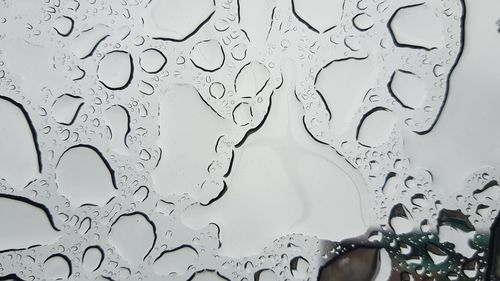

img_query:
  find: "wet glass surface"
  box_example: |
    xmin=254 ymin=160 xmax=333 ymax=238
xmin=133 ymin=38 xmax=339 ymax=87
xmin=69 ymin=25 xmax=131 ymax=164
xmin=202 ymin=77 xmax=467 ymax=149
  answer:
xmin=0 ymin=0 xmax=499 ymax=280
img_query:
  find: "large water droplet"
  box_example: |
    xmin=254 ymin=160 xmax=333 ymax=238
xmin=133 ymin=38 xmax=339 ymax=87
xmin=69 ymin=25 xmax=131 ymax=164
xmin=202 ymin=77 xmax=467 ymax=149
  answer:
xmin=153 ymin=245 xmax=198 ymax=276
xmin=0 ymin=195 xmax=60 ymax=251
xmin=51 ymin=94 xmax=84 ymax=125
xmin=139 ymin=48 xmax=166 ymax=74
xmin=292 ymin=0 xmax=344 ymax=33
xmin=357 ymin=108 xmax=397 ymax=147
xmin=144 ymin=0 xmax=215 ymax=41
xmin=72 ymin=24 xmax=110 ymax=59
xmin=389 ymin=3 xmax=444 ymax=50
xmin=190 ymin=40 xmax=224 ymax=72
xmin=108 ymin=212 xmax=156 ymax=264
xmin=43 ymin=254 xmax=72 ymax=280
xmin=97 ymin=51 xmax=133 ymax=90
xmin=82 ymin=246 xmax=104 ymax=272
xmin=0 ymin=97 xmax=40 ymax=188
xmin=56 ymin=145 xmax=116 ymax=207
xmin=389 ymin=70 xmax=427 ymax=109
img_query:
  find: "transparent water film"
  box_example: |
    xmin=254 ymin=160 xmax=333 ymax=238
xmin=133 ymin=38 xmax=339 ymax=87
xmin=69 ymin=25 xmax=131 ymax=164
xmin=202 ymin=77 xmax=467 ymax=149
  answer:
xmin=0 ymin=0 xmax=499 ymax=280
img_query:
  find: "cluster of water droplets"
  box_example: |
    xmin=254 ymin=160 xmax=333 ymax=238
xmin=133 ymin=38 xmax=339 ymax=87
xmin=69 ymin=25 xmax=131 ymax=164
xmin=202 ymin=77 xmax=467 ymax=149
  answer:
xmin=0 ymin=0 xmax=498 ymax=280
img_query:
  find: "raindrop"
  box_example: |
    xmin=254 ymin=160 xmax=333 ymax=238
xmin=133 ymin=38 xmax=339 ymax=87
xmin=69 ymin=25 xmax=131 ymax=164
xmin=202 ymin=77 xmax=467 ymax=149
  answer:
xmin=232 ymin=102 xmax=253 ymax=126
xmin=426 ymin=243 xmax=447 ymax=264
xmin=190 ymin=40 xmax=225 ymax=72
xmin=153 ymin=245 xmax=198 ymax=276
xmin=231 ymin=44 xmax=247 ymax=61
xmin=108 ymin=212 xmax=156 ymax=264
xmin=290 ymin=256 xmax=309 ymax=279
xmin=352 ymin=13 xmax=374 ymax=31
xmin=51 ymin=94 xmax=84 ymax=125
xmin=473 ymin=180 xmax=500 ymax=201
xmin=155 ymin=200 xmax=175 ymax=215
xmin=209 ymin=82 xmax=225 ymax=99
xmin=235 ymin=61 xmax=270 ymax=98
xmin=56 ymin=145 xmax=117 ymax=207
xmin=52 ymin=16 xmax=74 ymax=36
xmin=43 ymin=254 xmax=72 ymax=280
xmin=139 ymin=48 xmax=166 ymax=74
xmin=144 ymin=0 xmax=215 ymax=41
xmin=72 ymin=24 xmax=110 ymax=59
xmin=357 ymin=108 xmax=397 ymax=147
xmin=254 ymin=269 xmax=276 ymax=281
xmin=389 ymin=204 xmax=414 ymax=234
xmin=0 ymin=97 xmax=41 ymax=188
xmin=139 ymin=80 xmax=155 ymax=95
xmin=292 ymin=0 xmax=343 ymax=33
xmin=389 ymin=3 xmax=444 ymax=50
xmin=82 ymin=246 xmax=104 ymax=272
xmin=97 ymin=51 xmax=133 ymax=90
xmin=133 ymin=186 xmax=149 ymax=202
xmin=188 ymin=270 xmax=229 ymax=281
xmin=389 ymin=70 xmax=427 ymax=109
xmin=103 ymin=105 xmax=130 ymax=154
xmin=0 ymin=195 xmax=60 ymax=251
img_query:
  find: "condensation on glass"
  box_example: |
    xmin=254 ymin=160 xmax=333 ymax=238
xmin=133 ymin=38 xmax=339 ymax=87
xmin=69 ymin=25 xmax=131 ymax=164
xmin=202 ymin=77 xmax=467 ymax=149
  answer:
xmin=0 ymin=0 xmax=499 ymax=280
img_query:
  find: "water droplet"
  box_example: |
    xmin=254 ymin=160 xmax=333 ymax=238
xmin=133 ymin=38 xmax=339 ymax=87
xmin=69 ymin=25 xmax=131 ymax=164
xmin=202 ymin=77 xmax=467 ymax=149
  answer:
xmin=0 ymin=195 xmax=60 ymax=251
xmin=144 ymin=0 xmax=215 ymax=41
xmin=139 ymin=48 xmax=167 ymax=74
xmin=52 ymin=94 xmax=84 ymax=125
xmin=82 ymin=246 xmax=104 ymax=272
xmin=108 ymin=212 xmax=156 ymax=264
xmin=56 ymin=145 xmax=117 ymax=207
xmin=190 ymin=40 xmax=225 ymax=72
xmin=52 ymin=16 xmax=74 ymax=37
xmin=153 ymin=245 xmax=198 ymax=276
xmin=357 ymin=108 xmax=397 ymax=147
xmin=43 ymin=254 xmax=72 ymax=280
xmin=72 ymin=24 xmax=110 ymax=59
xmin=0 ymin=97 xmax=40 ymax=188
xmin=97 ymin=50 xmax=133 ymax=90
xmin=389 ymin=3 xmax=444 ymax=50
